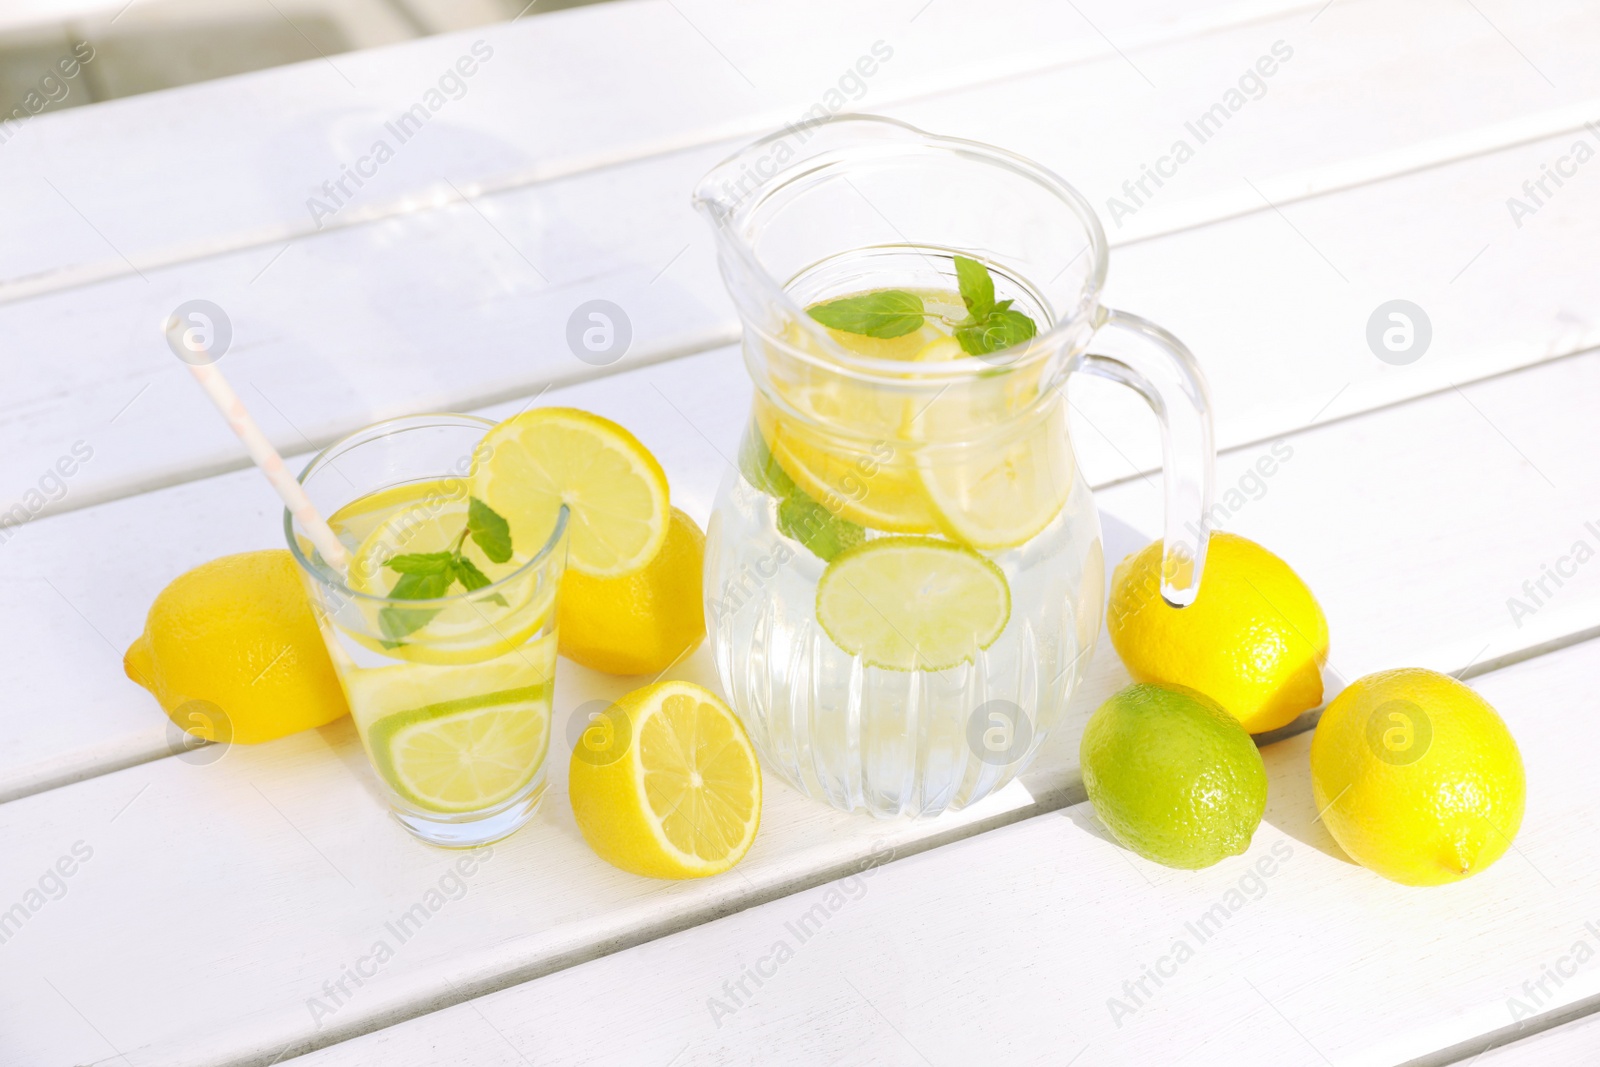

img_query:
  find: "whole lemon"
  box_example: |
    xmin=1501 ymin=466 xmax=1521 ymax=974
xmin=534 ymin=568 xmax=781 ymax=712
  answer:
xmin=1310 ymin=668 xmax=1524 ymax=886
xmin=1108 ymin=533 xmax=1328 ymax=734
xmin=1081 ymin=683 xmax=1267 ymax=869
xmin=124 ymin=550 xmax=349 ymax=744
xmin=558 ymin=508 xmax=706 ymax=675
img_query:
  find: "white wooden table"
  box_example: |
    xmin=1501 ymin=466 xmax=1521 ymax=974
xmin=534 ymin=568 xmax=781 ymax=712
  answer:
xmin=3 ymin=2 xmax=1598 ymax=1063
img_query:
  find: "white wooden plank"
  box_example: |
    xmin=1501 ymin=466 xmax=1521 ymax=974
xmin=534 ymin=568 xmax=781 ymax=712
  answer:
xmin=2 ymin=0 xmax=1597 ymax=521
xmin=1473 ymin=1008 xmax=1600 ymax=1065
xmin=283 ymin=636 xmax=1600 ymax=1067
xmin=1 ymin=348 xmax=1596 ymax=1065
xmin=0 ymin=0 xmax=1283 ymax=295
xmin=4 ymin=123 xmax=1596 ymax=532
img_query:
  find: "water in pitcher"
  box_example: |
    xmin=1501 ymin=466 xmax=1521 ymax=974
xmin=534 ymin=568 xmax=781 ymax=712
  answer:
xmin=696 ymin=116 xmax=1214 ymax=820
xmin=706 ymin=249 xmax=1104 ymax=818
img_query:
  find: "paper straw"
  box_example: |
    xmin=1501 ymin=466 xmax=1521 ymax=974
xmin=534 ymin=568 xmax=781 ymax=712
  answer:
xmin=165 ymin=318 xmax=350 ymax=571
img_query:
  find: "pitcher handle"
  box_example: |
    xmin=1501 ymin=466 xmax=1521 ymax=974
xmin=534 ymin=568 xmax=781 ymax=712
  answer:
xmin=1075 ymin=307 xmax=1215 ymax=607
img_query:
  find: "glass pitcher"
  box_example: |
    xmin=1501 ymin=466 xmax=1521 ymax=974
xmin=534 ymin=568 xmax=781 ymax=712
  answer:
xmin=692 ymin=116 xmax=1214 ymax=819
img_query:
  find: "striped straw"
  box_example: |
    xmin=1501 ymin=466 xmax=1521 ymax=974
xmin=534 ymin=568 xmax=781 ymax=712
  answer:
xmin=164 ymin=317 xmax=350 ymax=571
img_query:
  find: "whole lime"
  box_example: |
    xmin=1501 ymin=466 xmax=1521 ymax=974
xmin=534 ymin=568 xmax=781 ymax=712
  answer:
xmin=1080 ymin=683 xmax=1268 ymax=869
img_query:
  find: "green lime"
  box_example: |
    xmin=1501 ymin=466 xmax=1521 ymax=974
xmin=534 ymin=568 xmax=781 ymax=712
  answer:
xmin=367 ymin=683 xmax=551 ymax=813
xmin=1080 ymin=683 xmax=1267 ymax=869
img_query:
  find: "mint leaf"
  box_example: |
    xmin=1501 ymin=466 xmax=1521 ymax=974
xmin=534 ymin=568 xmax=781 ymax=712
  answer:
xmin=379 ymin=569 xmax=451 ymax=641
xmin=956 ymin=308 xmax=1038 ymax=356
xmin=953 ymin=255 xmax=995 ymax=320
xmin=738 ymin=426 xmax=796 ymax=499
xmin=778 ymin=490 xmax=866 ymax=562
xmin=452 ymin=556 xmax=492 ymax=591
xmin=808 ymin=290 xmax=926 ymax=338
xmin=386 ymin=569 xmax=452 ymax=601
xmin=384 ymin=552 xmax=455 ymax=575
xmin=985 ymin=308 xmax=1038 ymax=349
xmin=452 ymin=556 xmax=509 ymax=607
xmin=467 ymin=497 xmax=513 ymax=564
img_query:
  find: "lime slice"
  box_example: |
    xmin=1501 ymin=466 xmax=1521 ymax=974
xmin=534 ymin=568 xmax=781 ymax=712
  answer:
xmin=367 ymin=683 xmax=552 ymax=813
xmin=470 ymin=408 xmax=669 ymax=579
xmin=815 ymin=536 xmax=1010 ymax=671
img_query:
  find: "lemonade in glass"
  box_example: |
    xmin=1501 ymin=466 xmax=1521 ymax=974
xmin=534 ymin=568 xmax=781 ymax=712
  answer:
xmin=287 ymin=415 xmax=567 ymax=847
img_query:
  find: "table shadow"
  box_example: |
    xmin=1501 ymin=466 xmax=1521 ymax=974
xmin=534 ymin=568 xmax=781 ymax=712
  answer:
xmin=1259 ymin=735 xmax=1355 ymax=866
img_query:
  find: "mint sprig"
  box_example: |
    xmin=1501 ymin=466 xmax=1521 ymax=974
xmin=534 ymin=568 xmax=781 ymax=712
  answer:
xmin=951 ymin=255 xmax=1038 ymax=357
xmin=378 ymin=496 xmax=513 ymax=642
xmin=804 ymin=256 xmax=1038 ymax=357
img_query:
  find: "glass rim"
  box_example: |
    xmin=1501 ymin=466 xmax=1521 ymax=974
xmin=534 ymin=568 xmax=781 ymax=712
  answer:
xmin=692 ymin=113 xmax=1110 ymax=383
xmin=283 ymin=412 xmax=571 ymax=606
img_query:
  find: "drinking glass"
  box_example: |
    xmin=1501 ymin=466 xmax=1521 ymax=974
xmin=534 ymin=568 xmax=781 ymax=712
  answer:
xmin=287 ymin=414 xmax=568 ymax=847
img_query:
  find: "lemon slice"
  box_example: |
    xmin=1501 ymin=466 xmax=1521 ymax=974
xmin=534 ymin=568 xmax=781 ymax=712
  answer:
xmin=755 ymin=397 xmax=939 ymax=535
xmin=918 ymin=405 xmax=1074 ymax=550
xmin=470 ymin=408 xmax=669 ymax=579
xmin=816 ymin=536 xmax=1010 ymax=671
xmin=336 ymin=486 xmax=555 ymax=666
xmin=325 ymin=478 xmax=469 ymax=549
xmin=900 ymin=340 xmax=1073 ymax=550
xmin=338 ymin=632 xmax=557 ymax=729
xmin=568 ymin=681 xmax=761 ymax=879
xmin=912 ymin=336 xmax=966 ymax=363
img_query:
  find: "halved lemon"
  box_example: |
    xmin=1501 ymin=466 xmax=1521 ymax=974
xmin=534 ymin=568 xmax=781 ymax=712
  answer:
xmin=469 ymin=408 xmax=669 ymax=579
xmin=366 ymin=682 xmax=552 ymax=814
xmin=568 ymin=680 xmax=761 ymax=879
xmin=816 ymin=536 xmax=1010 ymax=671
